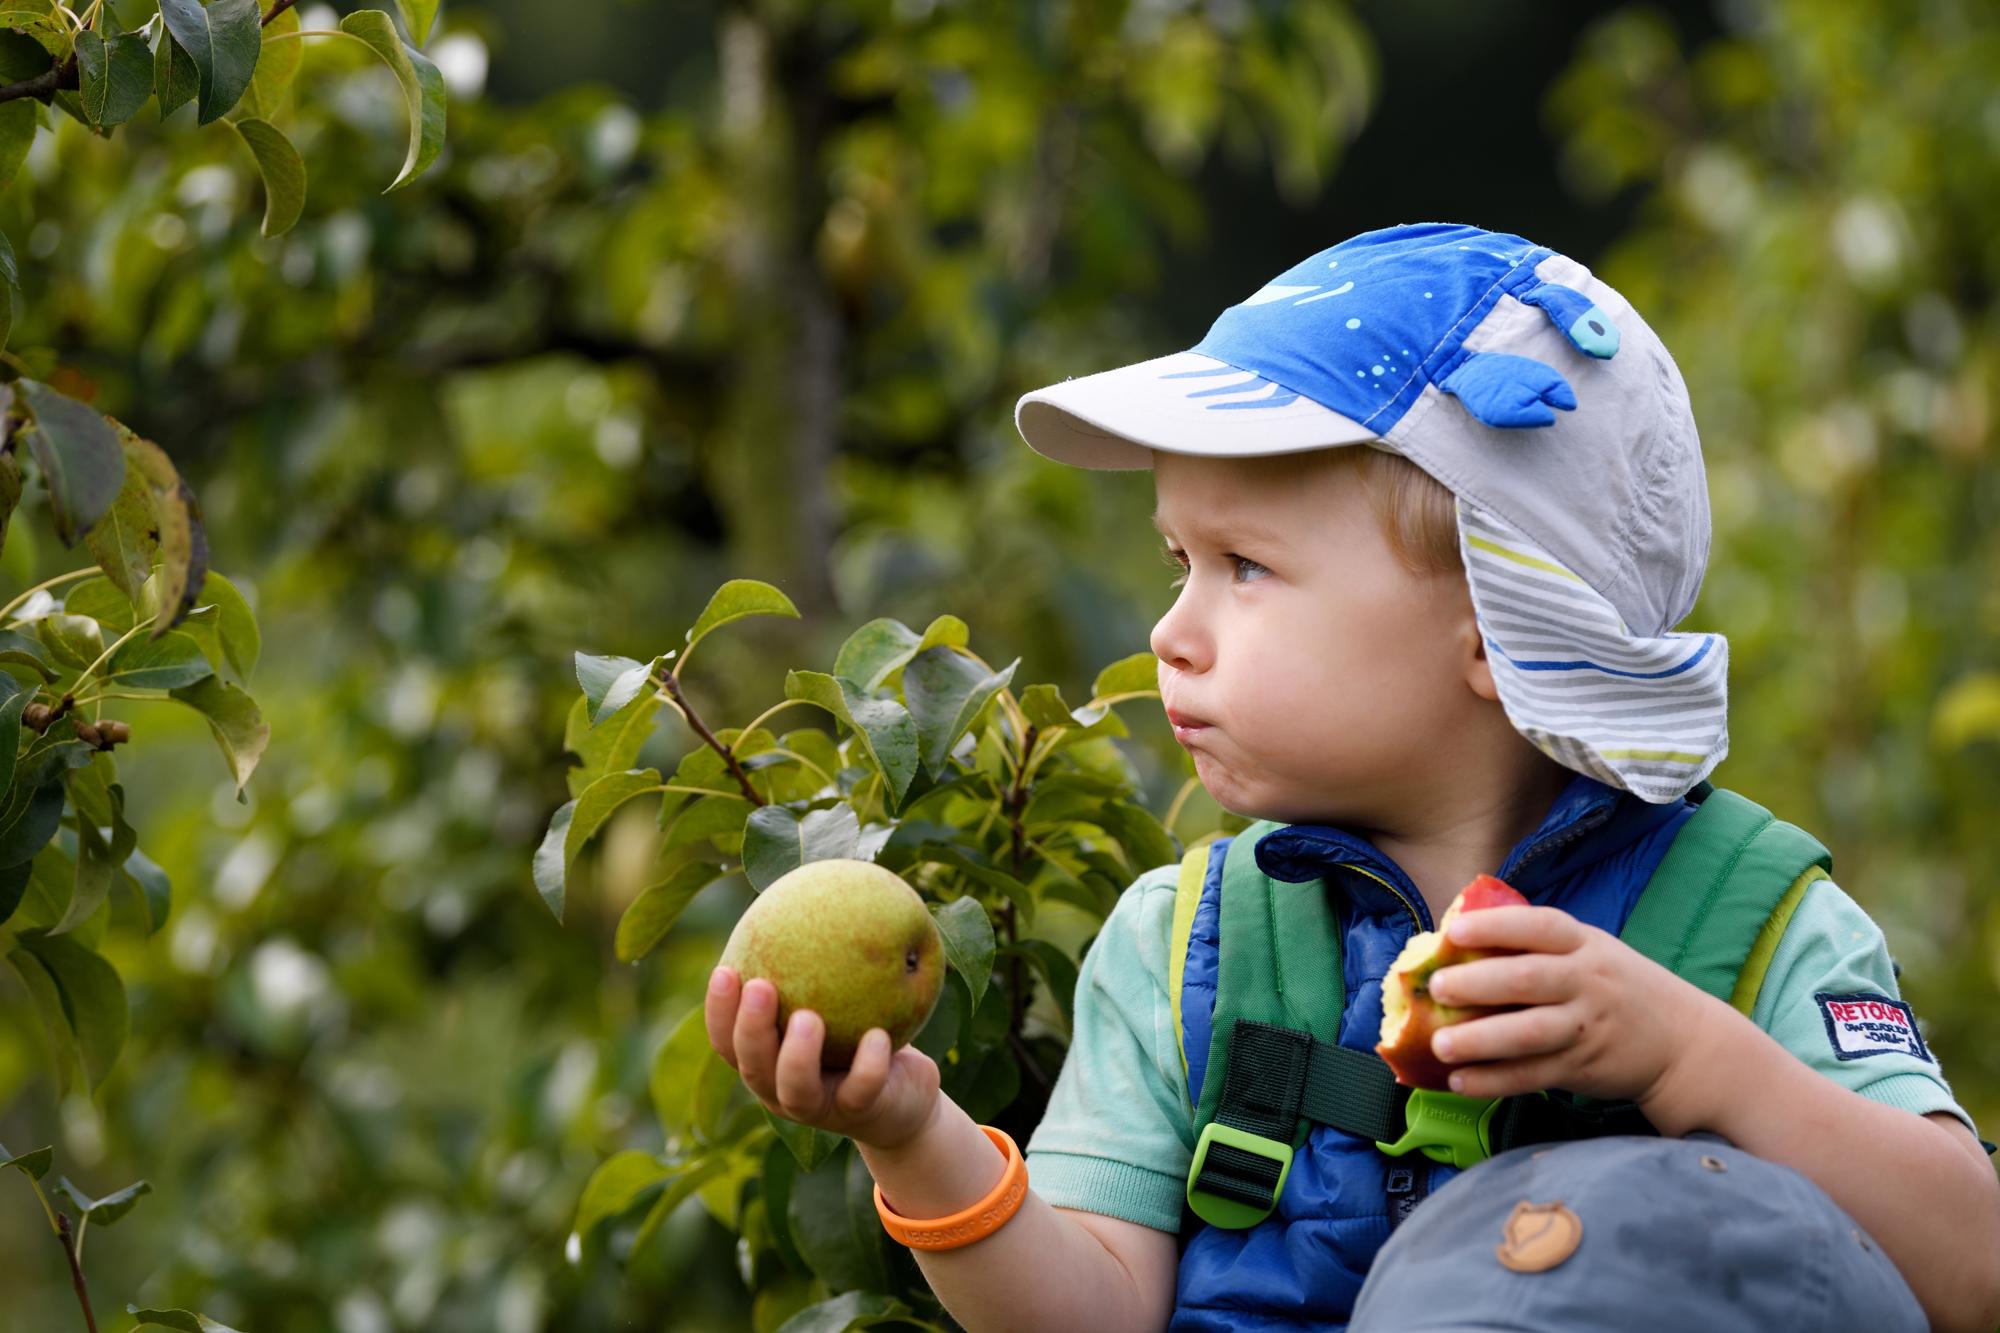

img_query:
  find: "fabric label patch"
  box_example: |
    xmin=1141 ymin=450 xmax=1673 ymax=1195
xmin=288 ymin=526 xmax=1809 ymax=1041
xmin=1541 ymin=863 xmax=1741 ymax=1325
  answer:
xmin=1815 ymin=992 xmax=1933 ymax=1064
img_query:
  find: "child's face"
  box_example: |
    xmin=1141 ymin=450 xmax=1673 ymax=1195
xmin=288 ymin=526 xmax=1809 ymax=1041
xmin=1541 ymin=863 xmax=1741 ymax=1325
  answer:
xmin=1150 ymin=449 xmax=1490 ymax=828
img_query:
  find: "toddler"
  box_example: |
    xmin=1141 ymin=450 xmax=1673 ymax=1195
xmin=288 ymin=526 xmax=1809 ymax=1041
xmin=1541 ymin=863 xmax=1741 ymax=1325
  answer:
xmin=707 ymin=223 xmax=2000 ymax=1332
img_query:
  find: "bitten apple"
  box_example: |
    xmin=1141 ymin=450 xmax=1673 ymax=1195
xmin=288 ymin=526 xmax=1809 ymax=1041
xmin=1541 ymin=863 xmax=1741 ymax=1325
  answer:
xmin=1375 ymin=874 xmax=1532 ymax=1090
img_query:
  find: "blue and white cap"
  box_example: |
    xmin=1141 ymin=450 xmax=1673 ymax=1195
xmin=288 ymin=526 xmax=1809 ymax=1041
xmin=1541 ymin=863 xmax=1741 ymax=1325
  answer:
xmin=1015 ymin=222 xmax=1726 ymax=804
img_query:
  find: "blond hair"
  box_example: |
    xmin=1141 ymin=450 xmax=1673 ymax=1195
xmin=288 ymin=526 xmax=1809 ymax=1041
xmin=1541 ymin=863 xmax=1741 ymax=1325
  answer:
xmin=1321 ymin=445 xmax=1464 ymax=579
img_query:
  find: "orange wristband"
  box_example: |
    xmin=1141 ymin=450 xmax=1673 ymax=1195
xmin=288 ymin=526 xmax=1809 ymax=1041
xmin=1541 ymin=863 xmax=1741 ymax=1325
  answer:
xmin=874 ymin=1124 xmax=1028 ymax=1251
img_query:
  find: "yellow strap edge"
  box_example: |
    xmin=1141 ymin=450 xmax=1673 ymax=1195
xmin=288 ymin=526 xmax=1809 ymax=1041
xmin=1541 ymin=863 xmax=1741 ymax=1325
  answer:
xmin=1729 ymin=864 xmax=1830 ymax=1016
xmin=1168 ymin=839 xmax=1215 ymax=1085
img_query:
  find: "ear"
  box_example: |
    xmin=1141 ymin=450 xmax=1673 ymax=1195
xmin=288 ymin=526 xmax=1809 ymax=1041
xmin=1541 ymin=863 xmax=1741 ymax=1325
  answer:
xmin=1465 ymin=620 xmax=1502 ymax=704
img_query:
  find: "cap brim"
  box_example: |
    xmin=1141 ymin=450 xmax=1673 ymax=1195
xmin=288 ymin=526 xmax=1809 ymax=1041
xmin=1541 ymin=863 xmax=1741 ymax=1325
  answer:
xmin=1015 ymin=351 xmax=1380 ymax=470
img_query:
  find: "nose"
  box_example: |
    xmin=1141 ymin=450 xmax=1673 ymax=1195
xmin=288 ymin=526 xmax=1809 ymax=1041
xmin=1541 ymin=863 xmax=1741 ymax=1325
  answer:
xmin=1150 ymin=585 xmax=1211 ymax=676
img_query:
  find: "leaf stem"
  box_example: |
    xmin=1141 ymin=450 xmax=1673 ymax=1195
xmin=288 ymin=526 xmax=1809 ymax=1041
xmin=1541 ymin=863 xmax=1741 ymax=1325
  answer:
xmin=71 ymin=611 xmax=161 ymax=697
xmin=0 ymin=569 xmax=96 ymax=624
xmin=55 ymin=1210 xmax=98 ymax=1333
xmin=737 ymin=696 xmax=814 ymax=742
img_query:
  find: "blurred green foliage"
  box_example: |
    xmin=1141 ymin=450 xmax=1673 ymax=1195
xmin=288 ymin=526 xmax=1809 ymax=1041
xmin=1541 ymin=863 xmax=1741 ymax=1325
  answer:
xmin=0 ymin=0 xmax=1993 ymax=1328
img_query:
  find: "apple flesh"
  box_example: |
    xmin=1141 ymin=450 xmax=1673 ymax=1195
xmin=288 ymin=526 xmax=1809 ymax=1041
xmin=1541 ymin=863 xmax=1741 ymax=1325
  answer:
xmin=1374 ymin=874 xmax=1531 ymax=1090
xmin=719 ymin=858 xmax=945 ymax=1069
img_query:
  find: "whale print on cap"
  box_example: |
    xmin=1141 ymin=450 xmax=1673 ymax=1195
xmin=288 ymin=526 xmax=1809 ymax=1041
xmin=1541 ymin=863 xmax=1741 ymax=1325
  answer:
xmin=1180 ymin=223 xmax=1621 ymax=431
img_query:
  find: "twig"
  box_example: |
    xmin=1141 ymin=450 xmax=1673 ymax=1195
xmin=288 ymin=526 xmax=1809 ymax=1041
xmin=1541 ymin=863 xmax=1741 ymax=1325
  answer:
xmin=656 ymin=665 xmax=766 ymax=808
xmin=0 ymin=53 xmax=77 ymax=107
xmin=261 ymin=0 xmax=298 ymax=26
xmin=55 ymin=1211 xmax=98 ymax=1333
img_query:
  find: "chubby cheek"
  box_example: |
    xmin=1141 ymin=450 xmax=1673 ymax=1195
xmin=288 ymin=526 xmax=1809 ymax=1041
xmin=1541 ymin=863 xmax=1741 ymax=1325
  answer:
xmin=1216 ymin=633 xmax=1442 ymax=802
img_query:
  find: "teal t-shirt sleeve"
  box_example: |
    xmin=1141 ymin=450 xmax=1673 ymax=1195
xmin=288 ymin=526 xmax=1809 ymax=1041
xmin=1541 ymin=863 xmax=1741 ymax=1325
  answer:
xmin=1024 ymin=863 xmax=1196 ymax=1233
xmin=1750 ymin=876 xmax=1980 ymax=1139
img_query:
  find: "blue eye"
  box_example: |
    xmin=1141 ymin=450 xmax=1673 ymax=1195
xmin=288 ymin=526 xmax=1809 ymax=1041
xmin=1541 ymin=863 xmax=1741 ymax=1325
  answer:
xmin=1163 ymin=548 xmax=1268 ymax=588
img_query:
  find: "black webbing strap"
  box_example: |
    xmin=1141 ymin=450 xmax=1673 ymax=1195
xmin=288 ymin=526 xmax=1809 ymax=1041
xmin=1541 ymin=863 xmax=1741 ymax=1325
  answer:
xmin=1196 ymin=1020 xmax=1658 ymax=1210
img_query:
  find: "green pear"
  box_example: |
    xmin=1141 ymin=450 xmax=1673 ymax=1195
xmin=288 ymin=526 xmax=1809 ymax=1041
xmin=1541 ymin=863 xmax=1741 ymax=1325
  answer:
xmin=719 ymin=858 xmax=945 ymax=1069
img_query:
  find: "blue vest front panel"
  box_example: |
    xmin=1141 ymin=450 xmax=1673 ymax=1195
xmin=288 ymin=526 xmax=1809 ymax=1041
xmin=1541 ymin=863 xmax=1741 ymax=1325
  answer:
xmin=1171 ymin=774 xmax=1697 ymax=1332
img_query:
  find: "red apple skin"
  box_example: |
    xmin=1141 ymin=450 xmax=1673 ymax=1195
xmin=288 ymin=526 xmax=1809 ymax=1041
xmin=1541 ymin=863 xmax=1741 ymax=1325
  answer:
xmin=1374 ymin=875 xmax=1531 ymax=1090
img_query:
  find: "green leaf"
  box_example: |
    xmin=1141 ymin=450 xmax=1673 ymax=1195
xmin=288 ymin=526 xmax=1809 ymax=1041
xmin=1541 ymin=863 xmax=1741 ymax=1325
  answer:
xmin=108 ymin=422 xmax=208 ymax=637
xmin=236 ymin=4 xmax=299 ymax=119
xmin=787 ymin=1140 xmax=890 ymax=1293
xmin=83 ymin=422 xmax=161 ymax=600
xmin=81 ymin=434 xmax=163 ymax=600
xmin=533 ymin=798 xmax=575 ymax=922
xmin=832 ymin=618 xmax=922 ymax=693
xmin=128 ymin=1305 xmax=247 ymax=1333
xmin=1090 ymin=650 xmax=1160 ymax=703
xmin=565 ymin=767 xmax=662 ymax=866
xmin=16 ymin=380 xmax=124 ymax=548
xmin=571 ymin=1149 xmax=671 ymax=1242
xmin=229 ymin=116 xmax=306 ymax=237
xmin=166 ymin=676 xmax=267 ymax=801
xmin=929 ymin=896 xmax=995 ymax=1013
xmin=760 ymin=1132 xmax=811 ymax=1275
xmin=627 ymin=1153 xmax=732 ymax=1257
xmin=910 ymin=841 xmax=1035 ymax=925
xmin=1092 ymin=801 xmax=1180 ymax=877
xmin=741 ymin=803 xmax=860 ymax=892
xmin=915 ymin=614 xmax=969 ymax=654
xmin=575 ymin=651 xmax=655 ymax=725
xmin=48 ymin=808 xmax=113 ymax=937
xmin=0 ymin=781 xmax=66 ymax=870
xmin=784 ymin=671 xmax=919 ymax=811
xmin=157 ymin=0 xmax=261 ymax=125
xmin=392 ymin=0 xmax=438 ymax=46
xmin=335 ymin=9 xmax=447 ymax=191
xmin=0 ymin=99 xmax=33 ymax=193
xmin=116 ymin=847 xmax=171 ymax=937
xmin=563 ymin=690 xmax=663 ymax=800
xmin=104 ymin=629 xmax=213 ymax=690
xmin=0 ymin=680 xmax=22 ymax=793
xmin=614 ymin=861 xmax=723 ymax=962
xmin=153 ymin=29 xmax=199 ymax=119
xmin=54 ymin=1174 xmax=151 ymax=1225
xmin=63 ymin=576 xmax=136 ymax=632
xmin=12 ymin=928 xmax=126 ymax=1091
xmin=197 ymin=571 xmax=258 ymax=680
xmin=681 ymin=578 xmax=801 ymax=671
xmin=0 ymin=420 xmax=19 ymax=540
xmin=38 ymin=612 xmax=104 ymax=670
xmin=999 ymin=938 xmax=1079 ymax=1029
xmin=762 ymin=1106 xmax=842 ymax=1173
xmin=0 ymin=1141 xmax=51 ymax=1181
xmin=776 ymin=1291 xmax=913 ymax=1333
xmin=651 ymin=1002 xmax=715 ymax=1144
xmin=6 ymin=945 xmax=78 ymax=1094
xmin=661 ymin=793 xmax=754 ymax=853
xmin=75 ymin=23 xmax=150 ymax=128
xmin=904 ymin=646 xmax=1019 ymax=777
xmin=1017 ymin=682 xmax=1076 ymax=730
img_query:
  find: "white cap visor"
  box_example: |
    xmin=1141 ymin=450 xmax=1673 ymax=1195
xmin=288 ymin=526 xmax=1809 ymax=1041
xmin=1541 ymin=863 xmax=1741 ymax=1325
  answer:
xmin=1015 ymin=351 xmax=1379 ymax=470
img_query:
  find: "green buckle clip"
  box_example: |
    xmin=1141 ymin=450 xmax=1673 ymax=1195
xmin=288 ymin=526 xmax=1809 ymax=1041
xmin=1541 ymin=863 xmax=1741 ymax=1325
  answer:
xmin=1186 ymin=1122 xmax=1293 ymax=1229
xmin=1374 ymin=1088 xmax=1503 ymax=1168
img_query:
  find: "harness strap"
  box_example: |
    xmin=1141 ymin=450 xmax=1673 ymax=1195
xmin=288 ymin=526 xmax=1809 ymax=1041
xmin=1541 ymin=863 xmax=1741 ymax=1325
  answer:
xmin=1189 ymin=1020 xmax=1654 ymax=1214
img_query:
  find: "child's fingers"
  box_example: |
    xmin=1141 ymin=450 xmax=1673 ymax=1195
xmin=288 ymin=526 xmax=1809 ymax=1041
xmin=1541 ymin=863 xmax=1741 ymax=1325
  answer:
xmin=1446 ymin=904 xmax=1588 ymax=954
xmin=1432 ymin=1002 xmax=1583 ymax=1067
xmin=773 ymin=1010 xmax=830 ymax=1120
xmin=1429 ymin=953 xmax=1573 ymax=1008
xmin=705 ymin=966 xmax=742 ymax=1066
xmin=833 ymin=1030 xmax=893 ymax=1116
xmin=731 ymin=977 xmax=783 ymax=1098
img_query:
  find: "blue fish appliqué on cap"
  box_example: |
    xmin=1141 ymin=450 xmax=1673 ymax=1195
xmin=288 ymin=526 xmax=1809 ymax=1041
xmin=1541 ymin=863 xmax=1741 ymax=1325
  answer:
xmin=1181 ymin=222 xmax=1621 ymax=431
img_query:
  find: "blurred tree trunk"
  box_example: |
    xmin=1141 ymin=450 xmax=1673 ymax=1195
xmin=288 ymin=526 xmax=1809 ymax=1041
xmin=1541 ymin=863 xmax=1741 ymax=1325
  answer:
xmin=707 ymin=6 xmax=842 ymax=618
